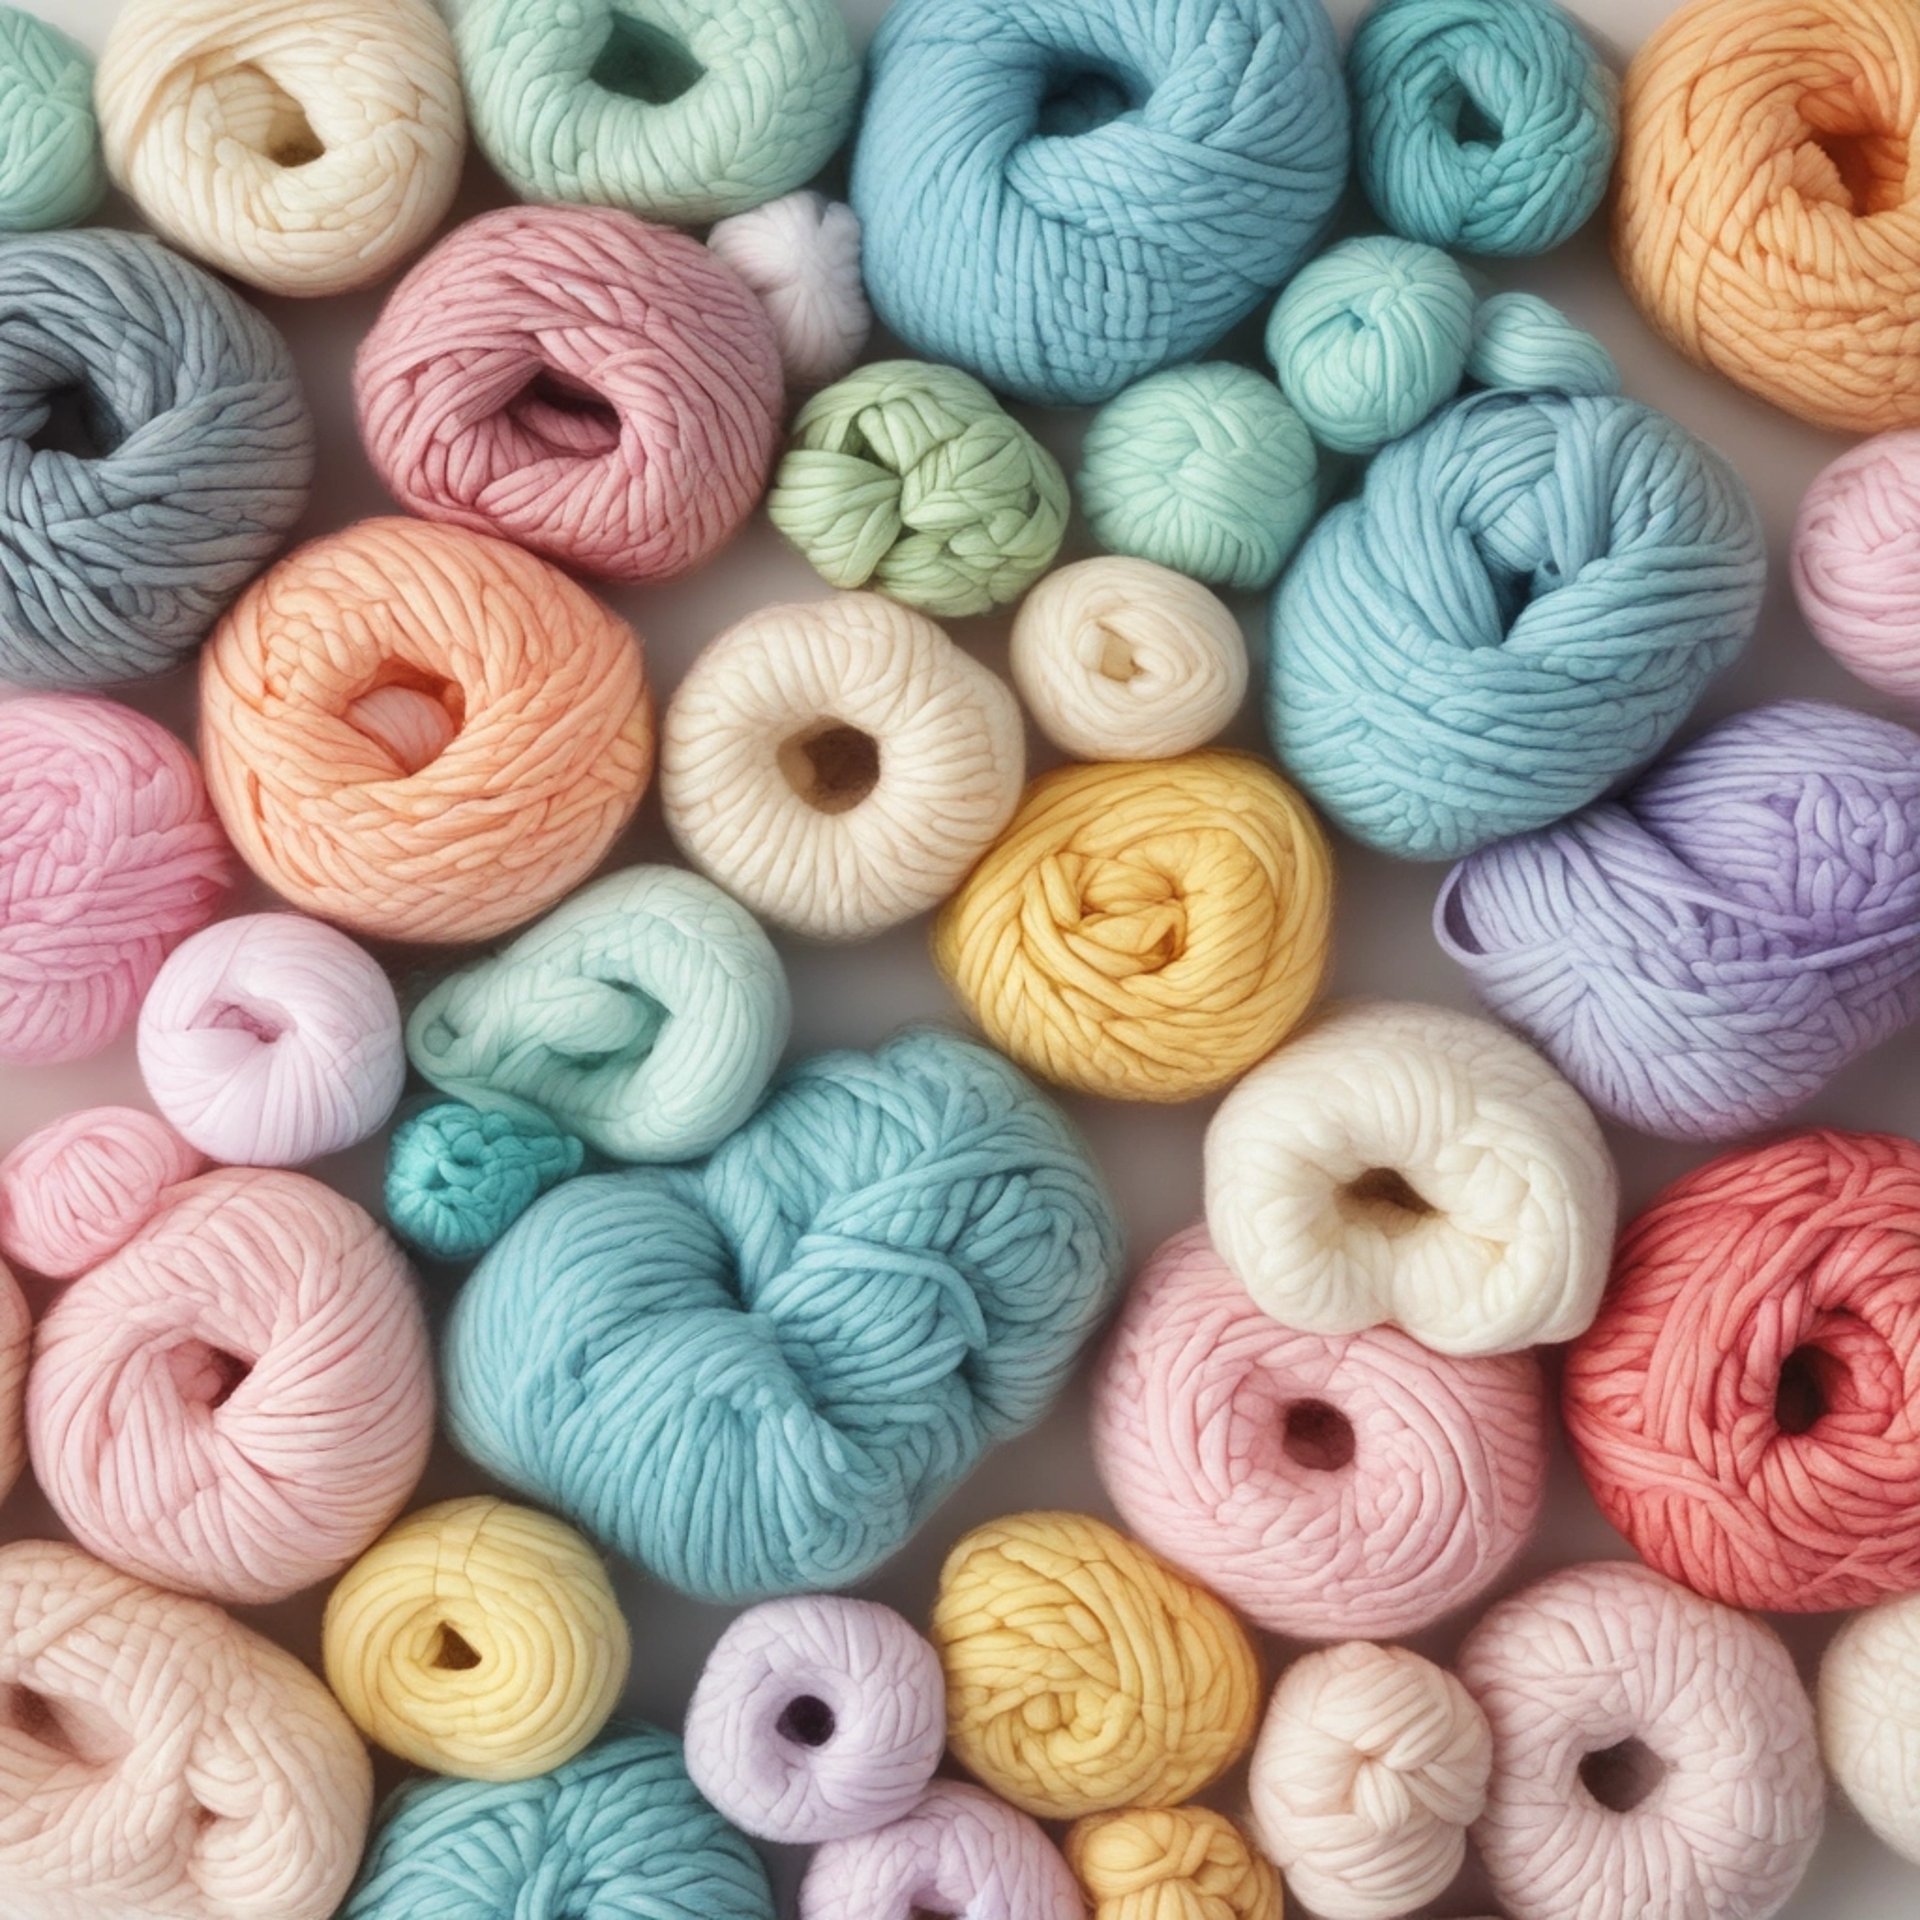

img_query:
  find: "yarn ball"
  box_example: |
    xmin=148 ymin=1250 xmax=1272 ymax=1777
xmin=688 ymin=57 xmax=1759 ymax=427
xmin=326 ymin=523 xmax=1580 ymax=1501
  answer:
xmin=1350 ymin=0 xmax=1617 ymax=258
xmin=200 ymin=517 xmax=652 ymax=945
xmin=1011 ymin=559 xmax=1249 ymax=762
xmin=0 ymin=1538 xmax=372 ymax=1920
xmin=933 ymin=752 xmax=1334 ymax=1103
xmin=342 ymin=1726 xmax=776 ymax=1920
xmin=1204 ymin=1000 xmax=1617 ymax=1356
xmin=1436 ymin=700 xmax=1920 ymax=1140
xmin=1793 ymin=430 xmax=1920 ymax=701
xmin=661 ymin=594 xmax=1026 ymax=941
xmin=0 ymin=1258 xmax=24 ymax=1504
xmin=1092 ymin=1225 xmax=1547 ymax=1640
xmin=769 ymin=361 xmax=1069 ymax=617
xmin=444 ymin=1030 xmax=1124 ymax=1603
xmin=322 ymin=1496 xmax=630 ymax=1783
xmin=852 ymin=0 xmax=1350 ymax=406
xmin=1081 ymin=367 xmax=1317 ymax=596
xmin=684 ymin=1596 xmax=945 ymax=1844
xmin=1467 ymin=290 xmax=1620 ymax=396
xmin=1066 ymin=1808 xmax=1281 ymax=1920
xmin=356 ymin=204 xmax=784 ymax=584
xmin=1458 ymin=1562 xmax=1825 ymax=1920
xmin=1820 ymin=1591 xmax=1920 ymax=1865
xmin=1615 ymin=0 xmax=1920 ymax=434
xmin=1271 ymin=388 xmax=1764 ymax=862
xmin=384 ymin=1102 xmax=586 ymax=1263
xmin=96 ymin=0 xmax=464 ymax=299
xmin=0 ymin=4 xmax=102 ymax=230
xmin=0 ymin=228 xmax=314 ymax=690
xmin=0 ymin=696 xmax=231 ymax=1066
xmin=446 ymin=0 xmax=860 ymax=225
xmin=709 ymin=192 xmax=871 ymax=388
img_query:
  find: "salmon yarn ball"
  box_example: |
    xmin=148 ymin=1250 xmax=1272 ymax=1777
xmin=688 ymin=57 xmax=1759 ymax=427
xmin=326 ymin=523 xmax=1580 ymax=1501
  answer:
xmin=0 ymin=1259 xmax=24 ymax=1505
xmin=1067 ymin=1808 xmax=1281 ymax=1920
xmin=199 ymin=518 xmax=652 ymax=945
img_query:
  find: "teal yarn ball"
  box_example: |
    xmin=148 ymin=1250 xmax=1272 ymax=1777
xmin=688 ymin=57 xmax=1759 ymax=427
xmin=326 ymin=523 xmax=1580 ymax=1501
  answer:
xmin=852 ymin=0 xmax=1350 ymax=406
xmin=1349 ymin=0 xmax=1617 ymax=259
xmin=443 ymin=1028 xmax=1125 ymax=1603
xmin=1079 ymin=365 xmax=1318 ymax=593
xmin=0 ymin=6 xmax=102 ymax=231
xmin=1468 ymin=290 xmax=1619 ymax=398
xmin=448 ymin=0 xmax=860 ymax=224
xmin=1269 ymin=389 xmax=1766 ymax=861
xmin=386 ymin=1104 xmax=585 ymax=1262
xmin=1266 ymin=236 xmax=1475 ymax=456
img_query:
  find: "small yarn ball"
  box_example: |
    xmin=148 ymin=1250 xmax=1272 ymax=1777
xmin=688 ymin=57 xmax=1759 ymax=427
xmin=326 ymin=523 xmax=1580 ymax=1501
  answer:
xmin=1011 ymin=559 xmax=1249 ymax=762
xmin=710 ymin=192 xmax=871 ymax=388
xmin=1458 ymin=1562 xmax=1825 ymax=1920
xmin=0 ymin=1258 xmax=24 ymax=1503
xmin=934 ymin=1510 xmax=1261 ymax=1821
xmin=1204 ymin=1000 xmax=1617 ymax=1356
xmin=1 ymin=696 xmax=231 ymax=1065
xmin=137 ymin=914 xmax=405 ymax=1170
xmin=1467 ymin=291 xmax=1620 ymax=396
xmin=1093 ymin=1224 xmax=1546 ymax=1640
xmin=444 ymin=1030 xmax=1124 ymax=1602
xmin=447 ymin=0 xmax=860 ymax=225
xmin=96 ymin=0 xmax=464 ymax=298
xmin=661 ymin=594 xmax=1026 ymax=940
xmin=1350 ymin=0 xmax=1617 ymax=258
xmin=1067 ymin=1808 xmax=1281 ymax=1920
xmin=1271 ymin=388 xmax=1764 ymax=861
xmin=684 ymin=1596 xmax=944 ymax=1843
xmin=852 ymin=0 xmax=1350 ymax=406
xmin=1820 ymin=1591 xmax=1920 ymax=1864
xmin=356 ymin=204 xmax=784 ymax=583
xmin=0 ymin=1538 xmax=371 ymax=1920
xmin=1437 ymin=700 xmax=1920 ymax=1140
xmin=322 ymin=1496 xmax=630 ymax=1783
xmin=0 ymin=5 xmax=102 ymax=229
xmin=200 ymin=517 xmax=653 ymax=945
xmin=385 ymin=1103 xmax=586 ymax=1262
xmin=934 ymin=752 xmax=1334 ymax=1103
xmin=1266 ymin=237 xmax=1475 ymax=455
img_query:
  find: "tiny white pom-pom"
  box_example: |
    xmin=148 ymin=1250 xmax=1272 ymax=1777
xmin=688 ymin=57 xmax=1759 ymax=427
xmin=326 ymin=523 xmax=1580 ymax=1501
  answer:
xmin=709 ymin=192 xmax=870 ymax=388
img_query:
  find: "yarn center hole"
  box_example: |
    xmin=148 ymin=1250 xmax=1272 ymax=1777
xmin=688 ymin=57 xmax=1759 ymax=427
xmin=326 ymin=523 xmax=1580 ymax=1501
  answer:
xmin=202 ymin=998 xmax=287 ymax=1046
xmin=1775 ymin=1344 xmax=1840 ymax=1436
xmin=3 ymin=1684 xmax=127 ymax=1767
xmin=589 ymin=14 xmax=705 ymax=105
xmin=1338 ymin=1166 xmax=1436 ymax=1236
xmin=775 ymin=1694 xmax=838 ymax=1748
xmin=1579 ymin=1736 xmax=1666 ymax=1814
xmin=506 ymin=370 xmax=624 ymax=458
xmin=233 ymin=66 xmax=325 ymax=167
xmin=1282 ymin=1398 xmax=1356 ymax=1473
xmin=1801 ymin=111 xmax=1909 ymax=217
xmin=25 ymin=385 xmax=113 ymax=460
xmin=167 ymin=1339 xmax=254 ymax=1412
xmin=1448 ymin=87 xmax=1504 ymax=148
xmin=1095 ymin=630 xmax=1141 ymax=682
xmin=346 ymin=670 xmax=466 ymax=775
xmin=780 ymin=723 xmax=882 ymax=814
xmin=429 ymin=1624 xmax=483 ymax=1673
xmin=1036 ymin=60 xmax=1142 ymax=138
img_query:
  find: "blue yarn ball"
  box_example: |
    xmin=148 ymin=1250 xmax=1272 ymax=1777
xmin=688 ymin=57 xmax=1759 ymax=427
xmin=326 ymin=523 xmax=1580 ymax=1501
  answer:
xmin=386 ymin=1102 xmax=587 ymax=1262
xmin=1467 ymin=290 xmax=1619 ymax=397
xmin=444 ymin=1028 xmax=1125 ymax=1603
xmin=852 ymin=0 xmax=1349 ymax=406
xmin=1269 ymin=389 xmax=1765 ymax=861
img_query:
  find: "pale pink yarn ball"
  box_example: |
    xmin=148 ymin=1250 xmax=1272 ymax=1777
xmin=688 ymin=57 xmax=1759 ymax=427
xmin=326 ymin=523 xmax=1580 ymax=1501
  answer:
xmin=0 ymin=1261 xmax=25 ymax=1505
xmin=0 ymin=694 xmax=230 ymax=1065
xmin=1794 ymin=431 xmax=1920 ymax=700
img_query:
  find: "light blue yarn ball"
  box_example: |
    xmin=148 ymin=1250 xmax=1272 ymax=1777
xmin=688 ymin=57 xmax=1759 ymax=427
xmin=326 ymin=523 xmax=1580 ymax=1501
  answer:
xmin=1265 ymin=235 xmax=1475 ymax=455
xmin=852 ymin=0 xmax=1349 ymax=406
xmin=1349 ymin=0 xmax=1618 ymax=258
xmin=443 ymin=1028 xmax=1125 ymax=1603
xmin=386 ymin=1103 xmax=586 ymax=1263
xmin=0 ymin=5 xmax=103 ymax=231
xmin=1468 ymin=290 xmax=1619 ymax=397
xmin=1269 ymin=388 xmax=1766 ymax=861
xmin=342 ymin=1726 xmax=774 ymax=1920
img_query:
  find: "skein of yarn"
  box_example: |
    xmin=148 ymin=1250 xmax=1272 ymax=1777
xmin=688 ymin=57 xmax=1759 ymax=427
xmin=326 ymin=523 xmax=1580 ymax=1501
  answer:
xmin=934 ymin=753 xmax=1334 ymax=1102
xmin=1270 ymin=389 xmax=1765 ymax=862
xmin=0 ymin=1260 xmax=24 ymax=1504
xmin=709 ymin=192 xmax=871 ymax=389
xmin=0 ymin=5 xmax=102 ymax=229
xmin=0 ymin=1539 xmax=372 ymax=1920
xmin=356 ymin=205 xmax=785 ymax=583
xmin=96 ymin=0 xmax=465 ymax=298
xmin=1467 ymin=290 xmax=1620 ymax=396
xmin=384 ymin=1103 xmax=585 ymax=1262
xmin=199 ymin=518 xmax=653 ymax=945
xmin=1067 ymin=1808 xmax=1282 ymax=1920
xmin=1437 ymin=701 xmax=1920 ymax=1139
xmin=1820 ymin=1592 xmax=1920 ymax=1865
xmin=322 ymin=1497 xmax=630 ymax=1782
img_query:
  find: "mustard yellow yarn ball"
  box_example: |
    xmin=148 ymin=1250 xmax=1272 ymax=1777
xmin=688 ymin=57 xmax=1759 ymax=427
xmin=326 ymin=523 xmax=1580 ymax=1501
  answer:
xmin=1069 ymin=1808 xmax=1284 ymax=1920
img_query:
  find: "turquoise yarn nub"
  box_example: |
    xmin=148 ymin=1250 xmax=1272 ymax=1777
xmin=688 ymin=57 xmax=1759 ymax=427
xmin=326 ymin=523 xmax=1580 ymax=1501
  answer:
xmin=1468 ymin=291 xmax=1619 ymax=398
xmin=443 ymin=1028 xmax=1126 ymax=1604
xmin=386 ymin=1103 xmax=585 ymax=1263
xmin=0 ymin=5 xmax=103 ymax=231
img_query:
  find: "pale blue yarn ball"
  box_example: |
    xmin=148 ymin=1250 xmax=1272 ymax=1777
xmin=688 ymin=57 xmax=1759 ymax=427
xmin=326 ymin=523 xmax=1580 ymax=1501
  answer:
xmin=1269 ymin=389 xmax=1766 ymax=861
xmin=0 ymin=6 xmax=102 ymax=231
xmin=386 ymin=1103 xmax=586 ymax=1263
xmin=1468 ymin=290 xmax=1619 ymax=397
xmin=852 ymin=0 xmax=1349 ymax=406
xmin=443 ymin=1028 xmax=1125 ymax=1603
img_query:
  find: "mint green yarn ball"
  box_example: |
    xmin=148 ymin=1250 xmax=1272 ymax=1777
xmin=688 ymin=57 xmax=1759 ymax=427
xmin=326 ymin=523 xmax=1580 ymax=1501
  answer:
xmin=0 ymin=6 xmax=104 ymax=231
xmin=1468 ymin=291 xmax=1619 ymax=398
xmin=1079 ymin=364 xmax=1318 ymax=595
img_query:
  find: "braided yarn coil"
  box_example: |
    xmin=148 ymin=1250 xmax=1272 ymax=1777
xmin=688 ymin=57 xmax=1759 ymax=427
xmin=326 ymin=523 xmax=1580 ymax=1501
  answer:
xmin=0 ymin=1258 xmax=23 ymax=1504
xmin=1067 ymin=1809 xmax=1281 ymax=1920
xmin=0 ymin=5 xmax=102 ymax=230
xmin=1820 ymin=1591 xmax=1920 ymax=1864
xmin=384 ymin=1104 xmax=585 ymax=1263
xmin=709 ymin=192 xmax=871 ymax=389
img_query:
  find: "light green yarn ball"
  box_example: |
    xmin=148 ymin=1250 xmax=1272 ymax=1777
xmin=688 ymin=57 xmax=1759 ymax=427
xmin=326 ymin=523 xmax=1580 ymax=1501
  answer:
xmin=769 ymin=359 xmax=1069 ymax=618
xmin=0 ymin=6 xmax=104 ymax=231
xmin=1468 ymin=291 xmax=1620 ymax=398
xmin=1078 ymin=364 xmax=1318 ymax=595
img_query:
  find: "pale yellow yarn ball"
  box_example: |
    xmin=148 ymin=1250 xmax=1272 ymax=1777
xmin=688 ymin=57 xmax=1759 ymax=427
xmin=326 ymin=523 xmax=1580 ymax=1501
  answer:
xmin=1069 ymin=1808 xmax=1283 ymax=1920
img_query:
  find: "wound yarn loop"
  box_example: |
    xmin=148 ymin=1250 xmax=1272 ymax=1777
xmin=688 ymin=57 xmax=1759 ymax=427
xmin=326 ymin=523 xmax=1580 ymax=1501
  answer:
xmin=1067 ymin=1809 xmax=1281 ymax=1920
xmin=1467 ymin=290 xmax=1620 ymax=397
xmin=1820 ymin=1592 xmax=1920 ymax=1865
xmin=0 ymin=6 xmax=103 ymax=230
xmin=709 ymin=193 xmax=871 ymax=388
xmin=384 ymin=1104 xmax=586 ymax=1262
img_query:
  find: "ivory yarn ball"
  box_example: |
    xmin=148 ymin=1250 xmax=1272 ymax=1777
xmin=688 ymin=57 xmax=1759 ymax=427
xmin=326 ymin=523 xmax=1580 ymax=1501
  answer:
xmin=1067 ymin=1808 xmax=1281 ymax=1920
xmin=1821 ymin=1591 xmax=1920 ymax=1864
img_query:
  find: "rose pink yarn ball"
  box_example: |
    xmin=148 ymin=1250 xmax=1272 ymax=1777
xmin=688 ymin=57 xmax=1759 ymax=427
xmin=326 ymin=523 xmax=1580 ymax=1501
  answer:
xmin=1458 ymin=1562 xmax=1825 ymax=1920
xmin=0 ymin=694 xmax=230 ymax=1065
xmin=0 ymin=1260 xmax=25 ymax=1505
xmin=355 ymin=205 xmax=784 ymax=583
xmin=1091 ymin=1224 xmax=1546 ymax=1641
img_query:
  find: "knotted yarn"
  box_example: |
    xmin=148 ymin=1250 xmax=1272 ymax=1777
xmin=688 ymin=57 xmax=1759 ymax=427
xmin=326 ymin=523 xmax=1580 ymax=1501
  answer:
xmin=1820 ymin=1592 xmax=1920 ymax=1865
xmin=1437 ymin=701 xmax=1920 ymax=1140
xmin=0 ymin=1258 xmax=24 ymax=1504
xmin=385 ymin=1104 xmax=586 ymax=1263
xmin=1270 ymin=388 xmax=1765 ymax=862
xmin=1067 ymin=1809 xmax=1281 ymax=1920
xmin=0 ymin=5 xmax=102 ymax=230
xmin=709 ymin=192 xmax=871 ymax=389
xmin=1467 ymin=290 xmax=1620 ymax=396
xmin=852 ymin=0 xmax=1349 ymax=406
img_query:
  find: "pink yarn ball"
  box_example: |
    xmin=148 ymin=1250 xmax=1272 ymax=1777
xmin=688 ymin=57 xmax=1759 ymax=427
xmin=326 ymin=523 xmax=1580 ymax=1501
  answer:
xmin=0 ymin=694 xmax=230 ymax=1065
xmin=0 ymin=1260 xmax=25 ymax=1505
xmin=1091 ymin=1224 xmax=1547 ymax=1640
xmin=1794 ymin=431 xmax=1920 ymax=700
xmin=355 ymin=205 xmax=785 ymax=583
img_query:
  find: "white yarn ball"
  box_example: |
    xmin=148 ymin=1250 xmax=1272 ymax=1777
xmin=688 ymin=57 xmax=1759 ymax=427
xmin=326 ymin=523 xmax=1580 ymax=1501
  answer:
xmin=1248 ymin=1641 xmax=1492 ymax=1920
xmin=708 ymin=192 xmax=871 ymax=389
xmin=1205 ymin=1000 xmax=1617 ymax=1356
xmin=1010 ymin=557 xmax=1249 ymax=760
xmin=661 ymin=593 xmax=1025 ymax=941
xmin=1821 ymin=1591 xmax=1920 ymax=1863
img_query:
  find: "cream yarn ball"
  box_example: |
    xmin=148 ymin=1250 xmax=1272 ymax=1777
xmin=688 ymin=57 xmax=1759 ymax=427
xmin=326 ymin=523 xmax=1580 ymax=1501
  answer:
xmin=709 ymin=192 xmax=870 ymax=389
xmin=1821 ymin=1591 xmax=1920 ymax=1863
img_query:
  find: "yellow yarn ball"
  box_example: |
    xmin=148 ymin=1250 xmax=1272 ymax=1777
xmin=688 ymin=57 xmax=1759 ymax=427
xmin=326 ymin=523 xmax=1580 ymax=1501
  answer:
xmin=1069 ymin=1809 xmax=1284 ymax=1920
xmin=321 ymin=1496 xmax=629 ymax=1782
xmin=933 ymin=1510 xmax=1262 ymax=1820
xmin=933 ymin=752 xmax=1333 ymax=1102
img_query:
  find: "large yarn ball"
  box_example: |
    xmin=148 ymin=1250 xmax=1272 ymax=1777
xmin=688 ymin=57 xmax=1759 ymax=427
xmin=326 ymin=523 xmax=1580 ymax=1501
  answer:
xmin=0 ymin=1258 xmax=24 ymax=1504
xmin=1067 ymin=1808 xmax=1281 ymax=1920
xmin=709 ymin=192 xmax=870 ymax=389
xmin=1821 ymin=1591 xmax=1920 ymax=1865
xmin=0 ymin=4 xmax=102 ymax=230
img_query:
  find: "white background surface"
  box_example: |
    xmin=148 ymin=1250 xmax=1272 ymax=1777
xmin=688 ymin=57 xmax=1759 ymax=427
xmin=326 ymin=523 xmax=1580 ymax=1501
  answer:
xmin=13 ymin=2 xmax=1920 ymax=1914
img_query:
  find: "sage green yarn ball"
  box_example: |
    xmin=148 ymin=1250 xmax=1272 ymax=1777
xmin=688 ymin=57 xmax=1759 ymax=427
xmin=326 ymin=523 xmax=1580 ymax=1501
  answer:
xmin=0 ymin=6 xmax=104 ymax=231
xmin=1078 ymin=364 xmax=1318 ymax=595
xmin=768 ymin=360 xmax=1069 ymax=618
